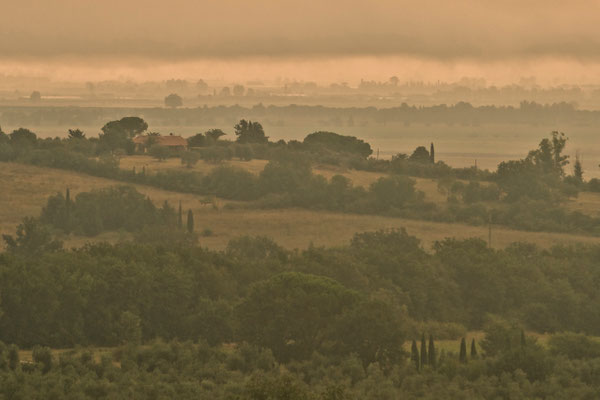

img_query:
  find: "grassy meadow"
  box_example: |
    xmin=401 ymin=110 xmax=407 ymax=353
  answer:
xmin=2 ymin=160 xmax=600 ymax=251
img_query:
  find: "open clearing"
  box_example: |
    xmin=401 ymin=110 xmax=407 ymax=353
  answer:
xmin=2 ymin=161 xmax=600 ymax=251
xmin=118 ymin=155 xmax=600 ymax=213
xmin=118 ymin=155 xmax=387 ymax=188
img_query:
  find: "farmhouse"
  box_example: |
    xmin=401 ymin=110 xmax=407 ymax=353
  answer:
xmin=133 ymin=133 xmax=187 ymax=152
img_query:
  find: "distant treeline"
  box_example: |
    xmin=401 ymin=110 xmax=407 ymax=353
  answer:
xmin=2 ymin=122 xmax=600 ymax=235
xmin=1 ymin=101 xmax=599 ymax=128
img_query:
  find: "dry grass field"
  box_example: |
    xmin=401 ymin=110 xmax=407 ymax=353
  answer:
xmin=2 ymin=161 xmax=600 ymax=251
xmin=118 ymin=155 xmax=449 ymax=203
xmin=119 ymin=156 xmax=269 ymax=176
xmin=118 ymin=155 xmax=386 ymax=188
xmin=565 ymin=191 xmax=600 ymax=217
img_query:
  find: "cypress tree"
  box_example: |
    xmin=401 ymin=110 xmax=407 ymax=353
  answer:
xmin=470 ymin=338 xmax=478 ymax=359
xmin=428 ymin=335 xmax=436 ymax=368
xmin=430 ymin=142 xmax=435 ymax=163
xmin=411 ymin=340 xmax=420 ymax=371
xmin=8 ymin=344 xmax=19 ymax=370
xmin=187 ymin=209 xmax=194 ymax=233
xmin=574 ymin=154 xmax=583 ymax=183
xmin=178 ymin=201 xmax=183 ymax=228
xmin=520 ymin=329 xmax=526 ymax=348
xmin=459 ymin=338 xmax=467 ymax=363
xmin=142 ymin=166 xmax=146 ymax=177
xmin=65 ymin=188 xmax=72 ymax=233
xmin=133 ymin=166 xmax=136 ymax=175
xmin=420 ymin=333 xmax=428 ymax=367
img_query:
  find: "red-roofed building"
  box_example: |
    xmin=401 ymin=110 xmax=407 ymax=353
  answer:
xmin=133 ymin=133 xmax=188 ymax=152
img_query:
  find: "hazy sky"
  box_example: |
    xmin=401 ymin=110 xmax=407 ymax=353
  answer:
xmin=1 ymin=0 xmax=600 ymax=84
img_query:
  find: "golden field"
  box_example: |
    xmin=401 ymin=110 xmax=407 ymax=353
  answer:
xmin=2 ymin=161 xmax=600 ymax=251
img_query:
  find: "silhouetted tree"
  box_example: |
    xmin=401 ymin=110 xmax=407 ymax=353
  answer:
xmin=574 ymin=156 xmax=583 ymax=182
xmin=30 ymin=91 xmax=41 ymax=102
xmin=471 ymin=338 xmax=478 ymax=359
xmin=411 ymin=340 xmax=420 ymax=371
xmin=459 ymin=338 xmax=467 ymax=363
xmin=65 ymin=188 xmax=72 ymax=233
xmin=428 ymin=335 xmax=436 ymax=368
xmin=118 ymin=117 xmax=148 ymax=137
xmin=187 ymin=209 xmax=194 ymax=233
xmin=526 ymin=131 xmax=569 ymax=175
xmin=409 ymin=146 xmax=430 ymax=163
xmin=430 ymin=142 xmax=435 ymax=163
xmin=68 ymin=128 xmax=85 ymax=139
xmin=9 ymin=128 xmax=37 ymax=149
xmin=3 ymin=217 xmax=62 ymax=255
xmin=234 ymin=119 xmax=268 ymax=144
xmin=98 ymin=118 xmax=141 ymax=153
xmin=196 ymin=79 xmax=209 ymax=93
xmin=233 ymin=84 xmax=245 ymax=96
xmin=8 ymin=345 xmax=19 ymax=370
xmin=178 ymin=201 xmax=183 ymax=228
xmin=420 ymin=333 xmax=428 ymax=367
xmin=32 ymin=346 xmax=53 ymax=374
xmin=165 ymin=93 xmax=183 ymax=108
xmin=187 ymin=133 xmax=206 ymax=147
xmin=205 ymin=128 xmax=227 ymax=142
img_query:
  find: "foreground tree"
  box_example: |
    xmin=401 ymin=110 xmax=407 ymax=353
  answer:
xmin=236 ymin=272 xmax=360 ymax=362
xmin=2 ymin=217 xmax=62 ymax=255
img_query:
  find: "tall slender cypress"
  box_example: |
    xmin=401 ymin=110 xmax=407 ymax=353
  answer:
xmin=187 ymin=209 xmax=194 ymax=233
xmin=430 ymin=142 xmax=435 ymax=163
xmin=428 ymin=335 xmax=436 ymax=368
xmin=420 ymin=333 xmax=428 ymax=368
xmin=411 ymin=340 xmax=420 ymax=371
xmin=65 ymin=188 xmax=72 ymax=233
xmin=178 ymin=201 xmax=183 ymax=228
xmin=520 ymin=330 xmax=527 ymax=348
xmin=7 ymin=344 xmax=19 ymax=371
xmin=459 ymin=338 xmax=467 ymax=363
xmin=470 ymin=338 xmax=478 ymax=359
